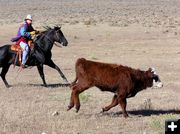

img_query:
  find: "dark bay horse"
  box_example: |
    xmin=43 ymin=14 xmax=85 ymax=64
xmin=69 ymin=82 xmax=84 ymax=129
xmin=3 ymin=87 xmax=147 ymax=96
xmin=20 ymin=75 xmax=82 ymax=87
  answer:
xmin=0 ymin=26 xmax=68 ymax=88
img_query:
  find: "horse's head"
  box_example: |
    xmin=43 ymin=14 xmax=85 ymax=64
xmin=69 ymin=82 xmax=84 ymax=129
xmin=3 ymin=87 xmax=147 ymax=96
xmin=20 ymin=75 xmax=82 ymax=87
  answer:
xmin=53 ymin=26 xmax=68 ymax=47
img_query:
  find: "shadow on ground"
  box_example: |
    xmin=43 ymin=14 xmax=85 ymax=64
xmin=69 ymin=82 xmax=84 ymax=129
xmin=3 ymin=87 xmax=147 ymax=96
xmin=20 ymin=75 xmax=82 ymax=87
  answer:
xmin=99 ymin=109 xmax=180 ymax=117
xmin=28 ymin=83 xmax=70 ymax=88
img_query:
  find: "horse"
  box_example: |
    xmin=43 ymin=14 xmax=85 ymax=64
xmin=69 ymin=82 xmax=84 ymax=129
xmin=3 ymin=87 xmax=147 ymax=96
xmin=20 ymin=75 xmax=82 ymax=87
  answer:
xmin=0 ymin=26 xmax=69 ymax=88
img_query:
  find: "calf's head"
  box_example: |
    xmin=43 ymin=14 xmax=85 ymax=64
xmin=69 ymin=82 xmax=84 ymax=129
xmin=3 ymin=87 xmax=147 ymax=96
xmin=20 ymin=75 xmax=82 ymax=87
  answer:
xmin=147 ymin=68 xmax=163 ymax=88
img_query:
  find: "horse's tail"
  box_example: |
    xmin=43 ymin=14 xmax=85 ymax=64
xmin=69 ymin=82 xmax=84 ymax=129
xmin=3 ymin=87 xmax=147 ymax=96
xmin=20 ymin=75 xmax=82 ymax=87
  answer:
xmin=0 ymin=45 xmax=11 ymax=67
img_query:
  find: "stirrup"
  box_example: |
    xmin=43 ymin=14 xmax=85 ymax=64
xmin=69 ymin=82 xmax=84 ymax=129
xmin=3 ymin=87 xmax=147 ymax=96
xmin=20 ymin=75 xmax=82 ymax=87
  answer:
xmin=21 ymin=64 xmax=28 ymax=69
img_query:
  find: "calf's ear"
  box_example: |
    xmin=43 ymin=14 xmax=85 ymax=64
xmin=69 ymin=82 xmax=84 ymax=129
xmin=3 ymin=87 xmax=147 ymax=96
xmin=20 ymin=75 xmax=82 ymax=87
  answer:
xmin=148 ymin=67 xmax=156 ymax=73
xmin=147 ymin=69 xmax=154 ymax=78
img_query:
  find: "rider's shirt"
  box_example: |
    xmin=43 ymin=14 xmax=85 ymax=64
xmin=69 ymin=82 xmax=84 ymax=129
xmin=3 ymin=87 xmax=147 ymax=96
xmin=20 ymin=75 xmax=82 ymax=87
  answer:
xmin=11 ymin=22 xmax=34 ymax=45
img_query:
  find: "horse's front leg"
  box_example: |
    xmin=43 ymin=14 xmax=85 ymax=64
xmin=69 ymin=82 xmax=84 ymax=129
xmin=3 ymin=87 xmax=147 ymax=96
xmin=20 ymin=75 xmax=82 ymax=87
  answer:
xmin=37 ymin=64 xmax=47 ymax=87
xmin=45 ymin=60 xmax=68 ymax=83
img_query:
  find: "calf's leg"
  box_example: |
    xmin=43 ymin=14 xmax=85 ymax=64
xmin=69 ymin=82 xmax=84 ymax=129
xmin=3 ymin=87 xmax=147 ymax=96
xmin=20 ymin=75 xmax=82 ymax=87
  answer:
xmin=67 ymin=84 xmax=77 ymax=111
xmin=67 ymin=81 xmax=91 ymax=112
xmin=102 ymin=94 xmax=118 ymax=112
xmin=118 ymin=97 xmax=128 ymax=118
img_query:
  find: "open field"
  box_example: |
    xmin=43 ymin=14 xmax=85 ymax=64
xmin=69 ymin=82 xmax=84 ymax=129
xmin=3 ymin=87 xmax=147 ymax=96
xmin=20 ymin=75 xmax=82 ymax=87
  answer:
xmin=0 ymin=0 xmax=180 ymax=134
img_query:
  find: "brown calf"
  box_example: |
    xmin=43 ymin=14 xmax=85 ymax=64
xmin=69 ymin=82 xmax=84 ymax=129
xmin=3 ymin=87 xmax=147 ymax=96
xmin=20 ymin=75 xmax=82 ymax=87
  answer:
xmin=68 ymin=58 xmax=163 ymax=117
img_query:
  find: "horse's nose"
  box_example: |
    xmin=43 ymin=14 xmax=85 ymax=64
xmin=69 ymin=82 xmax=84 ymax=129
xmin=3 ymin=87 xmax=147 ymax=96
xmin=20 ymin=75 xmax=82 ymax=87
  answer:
xmin=63 ymin=40 xmax=68 ymax=46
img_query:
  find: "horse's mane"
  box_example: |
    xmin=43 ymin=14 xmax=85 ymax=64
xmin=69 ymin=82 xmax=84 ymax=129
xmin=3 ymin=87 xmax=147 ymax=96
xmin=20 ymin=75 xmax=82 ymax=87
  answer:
xmin=39 ymin=25 xmax=61 ymax=34
xmin=39 ymin=26 xmax=53 ymax=35
xmin=34 ymin=25 xmax=61 ymax=43
xmin=35 ymin=26 xmax=53 ymax=41
xmin=43 ymin=26 xmax=53 ymax=31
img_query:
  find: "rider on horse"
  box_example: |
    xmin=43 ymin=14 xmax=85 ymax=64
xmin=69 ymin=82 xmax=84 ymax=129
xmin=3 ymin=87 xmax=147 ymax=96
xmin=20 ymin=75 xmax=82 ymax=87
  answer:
xmin=11 ymin=14 xmax=39 ymax=68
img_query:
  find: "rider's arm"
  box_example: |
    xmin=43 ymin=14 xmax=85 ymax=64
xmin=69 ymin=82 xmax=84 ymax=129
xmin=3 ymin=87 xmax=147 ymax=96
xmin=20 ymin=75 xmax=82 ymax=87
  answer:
xmin=20 ymin=26 xmax=31 ymax=37
xmin=29 ymin=25 xmax=35 ymax=31
xmin=29 ymin=25 xmax=39 ymax=34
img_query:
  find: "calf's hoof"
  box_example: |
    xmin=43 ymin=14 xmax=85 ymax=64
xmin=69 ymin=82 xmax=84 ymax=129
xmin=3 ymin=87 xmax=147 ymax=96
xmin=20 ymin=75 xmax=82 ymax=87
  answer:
xmin=67 ymin=105 xmax=74 ymax=111
xmin=75 ymin=106 xmax=80 ymax=113
xmin=102 ymin=107 xmax=108 ymax=112
xmin=123 ymin=114 xmax=129 ymax=118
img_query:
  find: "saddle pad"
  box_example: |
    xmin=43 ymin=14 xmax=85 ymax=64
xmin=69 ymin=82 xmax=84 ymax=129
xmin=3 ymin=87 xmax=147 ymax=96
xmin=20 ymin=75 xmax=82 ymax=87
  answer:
xmin=10 ymin=44 xmax=22 ymax=52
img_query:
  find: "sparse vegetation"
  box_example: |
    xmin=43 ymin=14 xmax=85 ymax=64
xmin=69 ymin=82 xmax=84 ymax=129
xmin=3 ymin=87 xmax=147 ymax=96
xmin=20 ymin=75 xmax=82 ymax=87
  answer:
xmin=150 ymin=117 xmax=163 ymax=131
xmin=84 ymin=18 xmax=97 ymax=26
xmin=74 ymin=35 xmax=79 ymax=39
xmin=109 ymin=21 xmax=129 ymax=27
xmin=90 ymin=53 xmax=99 ymax=60
xmin=79 ymin=92 xmax=91 ymax=103
xmin=48 ymin=94 xmax=66 ymax=101
xmin=149 ymin=114 xmax=177 ymax=132
xmin=140 ymin=98 xmax=153 ymax=110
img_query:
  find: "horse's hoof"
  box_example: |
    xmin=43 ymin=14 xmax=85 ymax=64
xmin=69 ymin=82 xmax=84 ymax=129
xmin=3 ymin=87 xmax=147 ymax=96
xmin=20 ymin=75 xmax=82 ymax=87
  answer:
xmin=63 ymin=77 xmax=68 ymax=83
xmin=64 ymin=80 xmax=69 ymax=84
xmin=6 ymin=85 xmax=11 ymax=88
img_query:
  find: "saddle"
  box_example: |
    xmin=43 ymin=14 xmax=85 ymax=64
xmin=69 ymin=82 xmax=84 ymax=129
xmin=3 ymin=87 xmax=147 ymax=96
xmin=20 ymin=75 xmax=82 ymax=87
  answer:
xmin=10 ymin=44 xmax=22 ymax=52
xmin=10 ymin=40 xmax=34 ymax=67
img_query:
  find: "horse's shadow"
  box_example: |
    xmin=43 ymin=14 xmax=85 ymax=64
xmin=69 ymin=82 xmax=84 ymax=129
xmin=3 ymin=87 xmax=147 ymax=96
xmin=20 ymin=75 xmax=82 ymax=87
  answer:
xmin=28 ymin=83 xmax=70 ymax=88
xmin=100 ymin=109 xmax=180 ymax=117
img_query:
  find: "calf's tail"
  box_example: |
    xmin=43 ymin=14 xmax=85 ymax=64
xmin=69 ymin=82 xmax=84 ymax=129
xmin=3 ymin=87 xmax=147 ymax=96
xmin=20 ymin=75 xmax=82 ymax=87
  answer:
xmin=70 ymin=77 xmax=78 ymax=87
xmin=69 ymin=58 xmax=86 ymax=88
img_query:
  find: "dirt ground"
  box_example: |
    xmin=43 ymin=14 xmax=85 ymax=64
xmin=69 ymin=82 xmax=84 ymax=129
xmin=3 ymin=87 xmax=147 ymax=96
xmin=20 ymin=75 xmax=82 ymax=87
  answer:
xmin=0 ymin=0 xmax=180 ymax=134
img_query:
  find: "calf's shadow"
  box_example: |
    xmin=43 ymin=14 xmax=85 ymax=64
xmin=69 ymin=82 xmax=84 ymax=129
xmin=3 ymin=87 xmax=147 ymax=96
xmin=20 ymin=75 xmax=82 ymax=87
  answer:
xmin=101 ymin=109 xmax=180 ymax=117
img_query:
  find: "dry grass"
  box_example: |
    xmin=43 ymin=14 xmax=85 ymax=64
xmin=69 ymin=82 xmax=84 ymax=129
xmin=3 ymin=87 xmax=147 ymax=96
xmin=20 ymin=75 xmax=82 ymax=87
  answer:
xmin=0 ymin=22 xmax=180 ymax=134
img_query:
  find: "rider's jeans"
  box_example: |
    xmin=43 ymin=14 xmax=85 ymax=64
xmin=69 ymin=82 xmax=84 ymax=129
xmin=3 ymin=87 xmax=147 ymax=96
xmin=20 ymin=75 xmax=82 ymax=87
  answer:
xmin=20 ymin=41 xmax=29 ymax=65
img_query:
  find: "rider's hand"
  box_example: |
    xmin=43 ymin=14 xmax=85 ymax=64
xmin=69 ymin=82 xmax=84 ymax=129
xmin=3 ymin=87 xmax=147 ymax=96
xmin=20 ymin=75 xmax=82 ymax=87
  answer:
xmin=30 ymin=31 xmax=36 ymax=36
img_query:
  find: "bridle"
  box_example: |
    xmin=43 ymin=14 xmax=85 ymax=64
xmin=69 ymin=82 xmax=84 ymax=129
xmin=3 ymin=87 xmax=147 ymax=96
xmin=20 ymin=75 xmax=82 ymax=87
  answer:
xmin=40 ymin=29 xmax=62 ymax=48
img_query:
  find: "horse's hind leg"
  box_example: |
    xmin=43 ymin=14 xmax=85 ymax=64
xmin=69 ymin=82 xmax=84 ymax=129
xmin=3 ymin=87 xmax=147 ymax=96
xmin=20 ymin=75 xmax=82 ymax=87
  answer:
xmin=1 ymin=65 xmax=10 ymax=88
xmin=46 ymin=59 xmax=68 ymax=83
